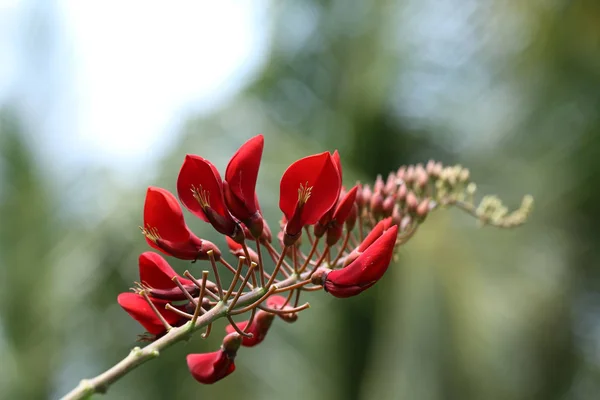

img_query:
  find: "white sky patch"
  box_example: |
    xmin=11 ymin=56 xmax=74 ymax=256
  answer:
xmin=60 ymin=0 xmax=267 ymax=169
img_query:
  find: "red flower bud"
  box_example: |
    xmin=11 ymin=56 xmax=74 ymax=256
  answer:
xmin=345 ymin=203 xmax=358 ymax=231
xmin=186 ymin=347 xmax=237 ymax=384
xmin=358 ymin=217 xmax=393 ymax=252
xmin=323 ymin=224 xmax=398 ymax=298
xmin=225 ymin=311 xmax=275 ymax=347
xmin=279 ymin=152 xmax=341 ymax=244
xmin=225 ymin=236 xmax=259 ymax=264
xmin=117 ymin=292 xmax=183 ymax=335
xmin=141 ymin=187 xmax=221 ymax=261
xmin=325 ymin=186 xmax=358 ymax=246
xmin=177 ymin=155 xmax=243 ymax=241
xmin=224 ymin=135 xmax=265 ymax=237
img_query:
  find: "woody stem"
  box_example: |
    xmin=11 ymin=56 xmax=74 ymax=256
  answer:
xmin=61 ymin=271 xmax=311 ymax=400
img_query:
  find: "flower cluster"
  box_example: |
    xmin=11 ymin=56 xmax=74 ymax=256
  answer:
xmin=116 ymin=135 xmax=533 ymax=385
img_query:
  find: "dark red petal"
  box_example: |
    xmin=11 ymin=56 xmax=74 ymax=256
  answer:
xmin=138 ymin=252 xmax=192 ymax=289
xmin=187 ymin=351 xmax=235 ymax=384
xmin=358 ymin=217 xmax=393 ymax=252
xmin=144 ymin=187 xmax=191 ymax=243
xmin=332 ymin=185 xmax=358 ymax=225
xmin=177 ymin=155 xmax=227 ymax=222
xmin=327 ymin=225 xmax=398 ymax=287
xmin=117 ymin=292 xmax=182 ymax=335
xmin=324 ymin=280 xmax=376 ymax=298
xmin=331 ymin=150 xmax=342 ymax=184
xmin=225 ymin=134 xmax=263 ymax=213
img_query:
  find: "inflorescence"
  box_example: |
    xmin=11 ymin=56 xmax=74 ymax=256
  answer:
xmin=110 ymin=135 xmax=533 ymax=387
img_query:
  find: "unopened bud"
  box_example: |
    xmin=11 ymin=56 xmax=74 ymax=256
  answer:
xmin=416 ymin=198 xmax=430 ymax=221
xmin=396 ymin=184 xmax=407 ymax=202
xmin=385 ymin=172 xmax=397 ymax=195
xmin=396 ymin=166 xmax=406 ymax=181
xmin=382 ymin=196 xmax=395 ymax=217
xmin=345 ymin=203 xmax=358 ymax=231
xmin=370 ymin=190 xmax=384 ymax=217
xmin=405 ymin=165 xmax=415 ymax=185
xmin=374 ymin=175 xmax=385 ymax=193
xmin=361 ymin=184 xmax=372 ymax=208
xmin=391 ymin=203 xmax=403 ymax=227
xmin=406 ymin=191 xmax=419 ymax=212
xmin=426 ymin=160 xmax=436 ymax=175
xmin=416 ymin=170 xmax=429 ymax=190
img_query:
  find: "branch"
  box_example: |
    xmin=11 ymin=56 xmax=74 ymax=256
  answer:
xmin=60 ymin=273 xmax=306 ymax=400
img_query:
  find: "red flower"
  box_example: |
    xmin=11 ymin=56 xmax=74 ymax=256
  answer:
xmin=325 ymin=185 xmax=359 ymax=246
xmin=117 ymin=292 xmax=183 ymax=335
xmin=177 ymin=155 xmax=243 ymax=240
xmin=224 ymin=135 xmax=265 ymax=238
xmin=139 ymin=252 xmax=193 ymax=289
xmin=323 ymin=224 xmax=398 ymax=298
xmin=225 ymin=236 xmax=259 ymax=264
xmin=279 ymin=152 xmax=341 ymax=244
xmin=141 ymin=187 xmax=221 ymax=261
xmin=225 ymin=311 xmax=275 ymax=347
xmin=313 ymin=150 xmax=343 ymax=238
xmin=187 ymin=333 xmax=242 ymax=384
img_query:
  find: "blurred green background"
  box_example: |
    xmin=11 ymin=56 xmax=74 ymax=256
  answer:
xmin=1 ymin=0 xmax=600 ymax=399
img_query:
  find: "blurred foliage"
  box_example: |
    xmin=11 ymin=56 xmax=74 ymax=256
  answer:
xmin=2 ymin=0 xmax=600 ymax=399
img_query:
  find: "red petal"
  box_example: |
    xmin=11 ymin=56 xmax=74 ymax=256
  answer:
xmin=117 ymin=292 xmax=182 ymax=335
xmin=138 ymin=252 xmax=192 ymax=289
xmin=327 ymin=225 xmax=398 ymax=287
xmin=187 ymin=351 xmax=236 ymax=384
xmin=324 ymin=280 xmax=376 ymax=298
xmin=225 ymin=312 xmax=274 ymax=347
xmin=331 ymin=150 xmax=342 ymax=183
xmin=332 ymin=185 xmax=358 ymax=225
xmin=225 ymin=134 xmax=264 ymax=214
xmin=144 ymin=187 xmax=192 ymax=243
xmin=279 ymin=152 xmax=341 ymax=224
xmin=358 ymin=217 xmax=393 ymax=252
xmin=177 ymin=155 xmax=227 ymax=222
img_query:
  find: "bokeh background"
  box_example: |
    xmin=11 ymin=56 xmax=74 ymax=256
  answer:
xmin=1 ymin=0 xmax=599 ymax=399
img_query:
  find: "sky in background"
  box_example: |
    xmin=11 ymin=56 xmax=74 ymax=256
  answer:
xmin=0 ymin=0 xmax=268 ymax=175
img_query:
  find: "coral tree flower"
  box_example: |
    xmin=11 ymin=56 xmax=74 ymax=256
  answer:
xmin=224 ymin=134 xmax=265 ymax=238
xmin=313 ymin=151 xmax=343 ymax=237
xmin=138 ymin=252 xmax=197 ymax=301
xmin=323 ymin=224 xmax=398 ymax=298
xmin=141 ymin=187 xmax=220 ymax=261
xmin=117 ymin=292 xmax=182 ymax=335
xmin=139 ymin=251 xmax=193 ymax=289
xmin=177 ymin=155 xmax=243 ymax=241
xmin=225 ymin=311 xmax=275 ymax=347
xmin=279 ymin=152 xmax=341 ymax=245
xmin=325 ymin=185 xmax=359 ymax=246
xmin=187 ymin=333 xmax=241 ymax=384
